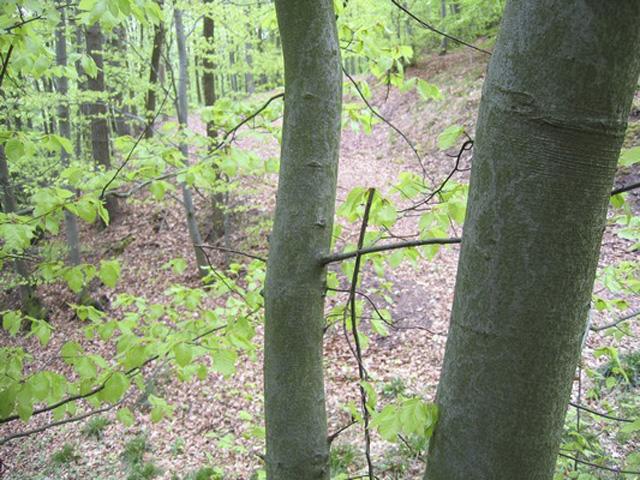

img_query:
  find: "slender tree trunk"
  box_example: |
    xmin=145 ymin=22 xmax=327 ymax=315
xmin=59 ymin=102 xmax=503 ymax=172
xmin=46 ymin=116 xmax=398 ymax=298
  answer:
xmin=424 ymin=3 xmax=640 ymax=480
xmin=55 ymin=10 xmax=81 ymax=266
xmin=229 ymin=50 xmax=238 ymax=92
xmin=194 ymin=54 xmax=202 ymax=105
xmin=202 ymin=1 xmax=225 ymax=241
xmin=264 ymin=1 xmax=342 ymax=478
xmin=244 ymin=7 xmax=255 ymax=95
xmin=73 ymin=19 xmax=85 ymax=160
xmin=174 ymin=8 xmax=208 ymax=275
xmin=145 ymin=0 xmax=165 ymax=139
xmin=108 ymin=25 xmax=132 ymax=137
xmin=439 ymin=0 xmax=448 ymax=54
xmin=84 ymin=22 xmax=118 ymax=222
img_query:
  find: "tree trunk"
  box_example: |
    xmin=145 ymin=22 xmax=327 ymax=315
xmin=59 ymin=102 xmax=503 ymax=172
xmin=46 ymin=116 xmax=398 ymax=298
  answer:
xmin=424 ymin=3 xmax=640 ymax=480
xmin=145 ymin=0 xmax=165 ymax=139
xmin=202 ymin=2 xmax=225 ymax=241
xmin=264 ymin=1 xmax=342 ymax=478
xmin=108 ymin=25 xmax=132 ymax=137
xmin=229 ymin=51 xmax=238 ymax=92
xmin=244 ymin=7 xmax=255 ymax=95
xmin=84 ymin=22 xmax=118 ymax=222
xmin=439 ymin=0 xmax=448 ymax=54
xmin=174 ymin=8 xmax=208 ymax=275
xmin=55 ymin=10 xmax=81 ymax=266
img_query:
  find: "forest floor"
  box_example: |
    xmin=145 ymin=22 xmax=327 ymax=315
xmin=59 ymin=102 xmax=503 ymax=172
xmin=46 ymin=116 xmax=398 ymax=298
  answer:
xmin=2 ymin=49 xmax=639 ymax=480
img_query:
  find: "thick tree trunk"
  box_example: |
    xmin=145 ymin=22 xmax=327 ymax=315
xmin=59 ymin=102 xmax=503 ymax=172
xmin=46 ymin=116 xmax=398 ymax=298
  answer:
xmin=264 ymin=1 xmax=342 ymax=478
xmin=55 ymin=10 xmax=81 ymax=266
xmin=145 ymin=0 xmax=165 ymax=139
xmin=202 ymin=3 xmax=225 ymax=241
xmin=84 ymin=22 xmax=118 ymax=222
xmin=174 ymin=8 xmax=208 ymax=275
xmin=424 ymin=3 xmax=640 ymax=480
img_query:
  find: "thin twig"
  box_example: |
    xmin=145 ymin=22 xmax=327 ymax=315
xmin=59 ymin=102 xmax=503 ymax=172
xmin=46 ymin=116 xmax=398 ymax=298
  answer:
xmin=343 ymin=66 xmax=427 ymax=178
xmin=590 ymin=308 xmax=640 ymax=332
xmin=100 ymin=91 xmax=171 ymax=200
xmin=558 ymin=453 xmax=640 ymax=475
xmin=214 ymin=92 xmax=284 ymax=151
xmin=401 ymin=138 xmax=473 ymax=213
xmin=347 ymin=188 xmax=376 ymax=480
xmin=0 ymin=44 xmax=14 ymax=93
xmin=388 ymin=0 xmax=492 ymax=56
xmin=569 ymin=402 xmax=634 ymax=423
xmin=328 ymin=419 xmax=357 ymax=445
xmin=196 ymin=244 xmax=266 ymax=263
xmin=611 ymin=181 xmax=640 ymax=196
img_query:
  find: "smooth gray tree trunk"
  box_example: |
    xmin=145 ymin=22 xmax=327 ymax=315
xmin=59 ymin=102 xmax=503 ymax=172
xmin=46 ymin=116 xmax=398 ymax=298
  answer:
xmin=264 ymin=1 xmax=342 ymax=478
xmin=424 ymin=3 xmax=640 ymax=480
xmin=55 ymin=10 xmax=81 ymax=266
xmin=174 ymin=8 xmax=208 ymax=275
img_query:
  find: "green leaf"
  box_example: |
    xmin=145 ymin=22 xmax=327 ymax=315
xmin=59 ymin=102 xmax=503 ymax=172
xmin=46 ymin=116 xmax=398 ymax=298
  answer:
xmin=2 ymin=311 xmax=22 ymax=336
xmin=5 ymin=138 xmax=24 ymax=161
xmin=437 ymin=124 xmax=465 ymax=150
xmin=622 ymin=418 xmax=640 ymax=434
xmin=370 ymin=404 xmax=401 ymax=442
xmin=31 ymin=320 xmax=53 ymax=347
xmin=116 ymin=407 xmax=135 ymax=426
xmin=416 ymin=79 xmax=443 ymax=101
xmin=162 ymin=258 xmax=187 ymax=274
xmin=102 ymin=372 xmax=129 ymax=403
xmin=211 ymin=349 xmax=237 ymax=377
xmin=16 ymin=385 xmax=33 ymax=421
xmin=28 ymin=373 xmax=50 ymax=401
xmin=619 ymin=146 xmax=640 ymax=167
xmin=99 ymin=259 xmax=121 ymax=288
xmin=63 ymin=266 xmax=85 ymax=293
xmin=81 ymin=55 xmax=98 ymax=78
xmin=173 ymin=342 xmax=193 ymax=368
xmin=149 ymin=181 xmax=170 ymax=200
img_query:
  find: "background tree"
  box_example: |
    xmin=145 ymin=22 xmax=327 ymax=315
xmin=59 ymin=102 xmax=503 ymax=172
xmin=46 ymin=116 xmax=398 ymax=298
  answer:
xmin=84 ymin=22 xmax=118 ymax=222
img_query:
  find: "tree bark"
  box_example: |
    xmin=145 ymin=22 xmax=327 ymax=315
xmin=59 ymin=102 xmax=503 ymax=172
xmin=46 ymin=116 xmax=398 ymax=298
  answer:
xmin=201 ymin=1 xmax=225 ymax=241
xmin=84 ymin=22 xmax=118 ymax=222
xmin=145 ymin=0 xmax=165 ymax=139
xmin=108 ymin=25 xmax=132 ymax=137
xmin=55 ymin=10 xmax=81 ymax=266
xmin=439 ymin=0 xmax=448 ymax=54
xmin=264 ymin=1 xmax=342 ymax=478
xmin=424 ymin=3 xmax=640 ymax=480
xmin=174 ymin=8 xmax=208 ymax=275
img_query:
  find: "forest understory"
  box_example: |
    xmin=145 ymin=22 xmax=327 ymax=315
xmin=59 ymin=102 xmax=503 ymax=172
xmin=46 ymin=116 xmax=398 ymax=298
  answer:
xmin=2 ymin=48 xmax=639 ymax=480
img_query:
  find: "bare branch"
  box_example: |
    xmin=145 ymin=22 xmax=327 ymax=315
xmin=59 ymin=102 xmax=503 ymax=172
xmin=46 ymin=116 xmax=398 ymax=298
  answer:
xmin=590 ymin=308 xmax=640 ymax=332
xmin=388 ymin=0 xmax=492 ymax=56
xmin=322 ymin=237 xmax=461 ymax=265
